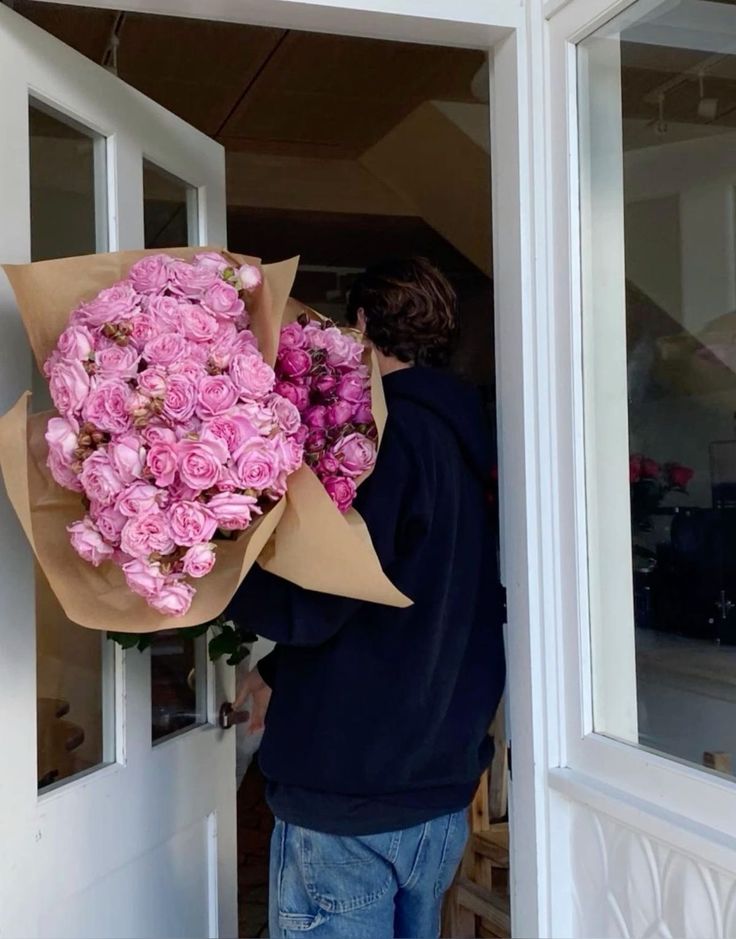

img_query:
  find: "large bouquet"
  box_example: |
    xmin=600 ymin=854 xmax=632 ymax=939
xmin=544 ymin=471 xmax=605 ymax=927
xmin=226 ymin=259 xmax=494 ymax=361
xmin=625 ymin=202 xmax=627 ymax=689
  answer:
xmin=43 ymin=252 xmax=303 ymax=616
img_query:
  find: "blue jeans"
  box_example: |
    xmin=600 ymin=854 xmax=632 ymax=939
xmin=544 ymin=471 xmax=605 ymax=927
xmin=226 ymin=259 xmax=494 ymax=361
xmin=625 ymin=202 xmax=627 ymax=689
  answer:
xmin=268 ymin=810 xmax=469 ymax=938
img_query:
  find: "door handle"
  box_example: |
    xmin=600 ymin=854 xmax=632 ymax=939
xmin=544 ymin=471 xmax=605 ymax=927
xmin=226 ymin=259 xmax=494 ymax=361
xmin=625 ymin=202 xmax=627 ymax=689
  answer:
xmin=219 ymin=702 xmax=249 ymax=730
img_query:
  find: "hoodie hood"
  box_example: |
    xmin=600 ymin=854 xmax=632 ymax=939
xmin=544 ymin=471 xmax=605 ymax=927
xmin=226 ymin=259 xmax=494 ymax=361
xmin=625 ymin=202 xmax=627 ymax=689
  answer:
xmin=382 ymin=366 xmax=495 ymax=484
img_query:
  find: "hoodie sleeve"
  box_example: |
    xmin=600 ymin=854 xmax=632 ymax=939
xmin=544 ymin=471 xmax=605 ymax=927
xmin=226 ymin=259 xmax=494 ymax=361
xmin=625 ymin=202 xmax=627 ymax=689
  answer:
xmin=225 ymin=417 xmax=414 ymax=648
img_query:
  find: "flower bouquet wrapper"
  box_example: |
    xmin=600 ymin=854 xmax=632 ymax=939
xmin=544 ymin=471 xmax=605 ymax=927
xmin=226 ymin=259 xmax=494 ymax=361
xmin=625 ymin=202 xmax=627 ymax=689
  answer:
xmin=259 ymin=299 xmax=412 ymax=609
xmin=0 ymin=249 xmax=409 ymax=633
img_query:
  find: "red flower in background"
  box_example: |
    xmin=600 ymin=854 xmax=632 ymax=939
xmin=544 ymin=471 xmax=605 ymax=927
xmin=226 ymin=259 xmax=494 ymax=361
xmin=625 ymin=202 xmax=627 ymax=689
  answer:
xmin=666 ymin=462 xmax=694 ymax=491
xmin=640 ymin=457 xmax=661 ymax=480
xmin=629 ymin=454 xmax=642 ymax=484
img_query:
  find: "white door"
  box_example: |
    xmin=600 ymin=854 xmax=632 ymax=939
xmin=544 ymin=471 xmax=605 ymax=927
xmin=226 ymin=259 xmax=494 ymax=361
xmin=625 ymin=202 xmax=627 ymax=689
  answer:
xmin=0 ymin=6 xmax=237 ymax=938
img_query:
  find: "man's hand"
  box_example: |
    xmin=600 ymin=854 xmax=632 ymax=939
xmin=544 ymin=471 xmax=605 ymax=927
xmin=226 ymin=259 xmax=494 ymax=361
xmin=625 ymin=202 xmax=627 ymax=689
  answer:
xmin=234 ymin=666 xmax=272 ymax=734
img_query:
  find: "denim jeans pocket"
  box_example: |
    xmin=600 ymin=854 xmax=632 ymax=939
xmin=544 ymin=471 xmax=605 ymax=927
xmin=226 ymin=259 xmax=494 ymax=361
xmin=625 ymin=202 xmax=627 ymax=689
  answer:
xmin=434 ymin=810 xmax=470 ymax=898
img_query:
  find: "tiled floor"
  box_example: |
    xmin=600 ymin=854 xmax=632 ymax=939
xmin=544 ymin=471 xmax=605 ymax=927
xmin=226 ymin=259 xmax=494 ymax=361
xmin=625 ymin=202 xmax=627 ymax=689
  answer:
xmin=237 ymin=761 xmax=274 ymax=939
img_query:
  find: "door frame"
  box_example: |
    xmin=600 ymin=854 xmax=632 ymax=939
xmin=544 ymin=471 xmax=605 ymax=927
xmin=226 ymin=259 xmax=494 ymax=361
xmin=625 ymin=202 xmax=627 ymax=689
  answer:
xmin=21 ymin=0 xmax=563 ymax=935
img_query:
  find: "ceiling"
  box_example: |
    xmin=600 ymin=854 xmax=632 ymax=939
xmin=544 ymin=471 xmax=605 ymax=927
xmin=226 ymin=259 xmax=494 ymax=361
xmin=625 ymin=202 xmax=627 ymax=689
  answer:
xmin=13 ymin=1 xmax=486 ymax=159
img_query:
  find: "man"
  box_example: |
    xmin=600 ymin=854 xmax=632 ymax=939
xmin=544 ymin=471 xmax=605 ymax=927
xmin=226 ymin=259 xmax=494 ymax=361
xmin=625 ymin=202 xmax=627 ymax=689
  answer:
xmin=228 ymin=257 xmax=506 ymax=939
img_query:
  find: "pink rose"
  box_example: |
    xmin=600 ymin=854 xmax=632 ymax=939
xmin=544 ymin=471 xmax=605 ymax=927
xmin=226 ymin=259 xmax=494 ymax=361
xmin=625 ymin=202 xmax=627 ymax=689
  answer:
xmin=327 ymin=399 xmax=355 ymax=428
xmin=237 ymin=399 xmax=276 ymax=434
xmin=122 ymin=557 xmax=166 ymax=598
xmin=137 ymin=367 xmax=167 ymax=397
xmin=236 ymin=263 xmax=263 ymax=293
xmin=181 ymin=303 xmax=218 ymax=343
xmin=82 ymin=381 xmax=132 ymax=434
xmin=120 ymin=508 xmax=175 ymax=559
xmin=275 ymin=380 xmax=309 ymax=412
xmin=181 ymin=542 xmax=216 ymax=578
xmin=278 ymin=348 xmax=311 ymax=379
xmin=294 ymin=424 xmax=309 ymax=446
xmin=229 ymin=353 xmax=275 ymax=400
xmin=201 ymin=282 xmax=244 ymax=319
xmin=147 ymin=442 xmax=179 ymax=487
xmin=128 ymin=254 xmax=172 ymax=294
xmin=306 ymin=429 xmax=327 ymax=453
xmin=47 ymin=449 xmax=82 ymax=491
xmin=67 ymin=516 xmax=114 ymax=566
xmin=274 ymin=435 xmax=304 ymax=477
xmin=178 ymin=439 xmax=226 ymax=491
xmin=279 ymin=322 xmax=306 ymax=350
xmin=304 ymin=405 xmax=328 ymax=430
xmin=206 ymin=492 xmax=260 ymax=530
xmin=147 ymin=579 xmax=195 ymax=616
xmin=57 ymin=325 xmax=94 ymax=362
xmin=79 ymin=450 xmax=124 ymax=506
xmin=109 ymin=434 xmax=146 ymax=484
xmin=266 ymin=393 xmax=301 ymax=435
xmin=96 ymin=343 xmax=140 ymax=380
xmin=231 ymin=329 xmax=259 ymax=356
xmin=142 ymin=425 xmax=176 ymax=447
xmin=167 ymin=479 xmax=201 ymax=502
xmin=337 ymin=374 xmax=366 ymax=405
xmin=169 ymin=358 xmax=207 ymax=382
xmin=194 ymin=252 xmax=229 ymax=272
xmin=197 ymin=375 xmax=239 ymax=418
xmin=73 ymin=283 xmax=139 ymax=327
xmin=168 ymin=259 xmax=220 ymax=298
xmin=318 ymin=451 xmax=340 ymax=475
xmin=145 ymin=295 xmax=185 ymax=331
xmin=129 ymin=312 xmax=156 ymax=347
xmin=233 ymin=437 xmax=279 ymax=491
xmin=314 ymin=372 xmax=338 ymax=396
xmin=163 ymin=374 xmax=198 ymax=423
xmin=91 ymin=502 xmax=127 ymax=544
xmin=201 ymin=414 xmax=257 ymax=455
xmin=323 ymin=328 xmax=363 ymax=368
xmin=49 ymin=360 xmax=90 ymax=416
xmin=143 ymin=332 xmax=187 ymax=367
xmin=323 ymin=475 xmax=357 ymax=513
xmin=45 ymin=415 xmax=79 ymax=464
xmin=117 ymin=481 xmax=164 ymax=517
xmin=168 ymin=500 xmax=218 ymax=546
xmin=353 ymin=398 xmax=374 ymax=425
xmin=332 ymin=432 xmax=376 ymax=477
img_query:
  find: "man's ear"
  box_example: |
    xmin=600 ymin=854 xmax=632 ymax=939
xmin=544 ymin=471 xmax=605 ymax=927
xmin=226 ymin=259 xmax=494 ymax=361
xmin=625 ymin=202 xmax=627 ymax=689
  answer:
xmin=356 ymin=307 xmax=367 ymax=332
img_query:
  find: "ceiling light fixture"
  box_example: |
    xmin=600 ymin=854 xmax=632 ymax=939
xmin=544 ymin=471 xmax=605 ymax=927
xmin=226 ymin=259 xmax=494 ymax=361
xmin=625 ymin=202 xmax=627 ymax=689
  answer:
xmin=697 ymin=71 xmax=719 ymax=121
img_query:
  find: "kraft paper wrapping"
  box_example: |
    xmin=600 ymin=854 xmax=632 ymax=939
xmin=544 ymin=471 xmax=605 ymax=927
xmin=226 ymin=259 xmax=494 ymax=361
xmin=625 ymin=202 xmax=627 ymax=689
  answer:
xmin=0 ymin=248 xmax=410 ymax=633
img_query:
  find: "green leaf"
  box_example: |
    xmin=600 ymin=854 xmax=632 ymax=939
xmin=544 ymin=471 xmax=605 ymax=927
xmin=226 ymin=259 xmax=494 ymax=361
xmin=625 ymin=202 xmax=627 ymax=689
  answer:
xmin=108 ymin=631 xmax=145 ymax=650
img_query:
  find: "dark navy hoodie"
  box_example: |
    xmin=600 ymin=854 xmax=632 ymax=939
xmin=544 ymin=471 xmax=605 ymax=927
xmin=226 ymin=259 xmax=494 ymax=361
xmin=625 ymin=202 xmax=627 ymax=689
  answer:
xmin=227 ymin=366 xmax=506 ymax=835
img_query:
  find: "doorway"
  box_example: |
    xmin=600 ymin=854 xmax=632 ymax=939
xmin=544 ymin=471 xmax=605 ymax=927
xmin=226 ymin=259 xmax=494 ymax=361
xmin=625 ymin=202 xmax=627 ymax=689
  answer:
xmin=10 ymin=2 xmax=508 ymax=936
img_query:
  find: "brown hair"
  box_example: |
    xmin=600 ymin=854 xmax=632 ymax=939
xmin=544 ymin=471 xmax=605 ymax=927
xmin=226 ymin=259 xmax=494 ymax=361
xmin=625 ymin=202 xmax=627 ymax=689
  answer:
xmin=346 ymin=257 xmax=457 ymax=367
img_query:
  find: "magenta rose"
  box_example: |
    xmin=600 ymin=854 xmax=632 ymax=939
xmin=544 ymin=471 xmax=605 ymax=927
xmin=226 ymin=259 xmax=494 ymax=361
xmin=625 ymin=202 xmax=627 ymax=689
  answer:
xmin=279 ymin=322 xmax=306 ymax=350
xmin=73 ymin=283 xmax=139 ymax=327
xmin=122 ymin=557 xmax=166 ymax=598
xmin=163 ymin=374 xmax=198 ymax=423
xmin=229 ymin=352 xmax=275 ymax=400
xmin=266 ymin=393 xmax=301 ymax=435
xmin=306 ymin=429 xmax=327 ymax=453
xmin=314 ymin=372 xmax=338 ymax=396
xmin=181 ymin=542 xmax=216 ymax=578
xmin=117 ymin=481 xmax=164 ymax=517
xmin=57 ymin=325 xmax=94 ymax=362
xmin=304 ymin=405 xmax=328 ymax=430
xmin=318 ymin=451 xmax=341 ymax=475
xmin=168 ymin=259 xmax=220 ymax=298
xmin=181 ymin=303 xmax=218 ymax=343
xmin=91 ymin=502 xmax=127 ymax=545
xmin=326 ymin=400 xmax=354 ymax=428
xmin=137 ymin=367 xmax=167 ymax=397
xmin=278 ymin=348 xmax=311 ymax=379
xmin=47 ymin=449 xmax=83 ymax=492
xmin=201 ymin=282 xmax=244 ymax=319
xmin=68 ymin=516 xmax=115 ymax=566
xmin=49 ymin=360 xmax=90 ymax=416
xmin=82 ymin=380 xmax=132 ymax=434
xmin=96 ymin=343 xmax=140 ymax=380
xmin=45 ymin=415 xmax=79 ymax=464
xmin=168 ymin=500 xmax=218 ymax=546
xmin=275 ymin=380 xmax=309 ymax=412
xmin=146 ymin=442 xmax=179 ymax=487
xmin=178 ymin=439 xmax=226 ymax=491
xmin=337 ymin=373 xmax=366 ymax=405
xmin=323 ymin=475 xmax=357 ymax=513
xmin=233 ymin=437 xmax=279 ymax=491
xmin=353 ymin=397 xmax=374 ymax=425
xmin=147 ymin=579 xmax=195 ymax=616
xmin=120 ymin=508 xmax=175 ymax=559
xmin=79 ymin=450 xmax=124 ymax=506
xmin=197 ymin=375 xmax=239 ymax=419
xmin=128 ymin=254 xmax=172 ymax=294
xmin=143 ymin=332 xmax=187 ymax=367
xmin=206 ymin=492 xmax=260 ymax=530
xmin=236 ymin=263 xmax=262 ymax=293
xmin=109 ymin=434 xmax=146 ymax=484
xmin=332 ymin=432 xmax=376 ymax=477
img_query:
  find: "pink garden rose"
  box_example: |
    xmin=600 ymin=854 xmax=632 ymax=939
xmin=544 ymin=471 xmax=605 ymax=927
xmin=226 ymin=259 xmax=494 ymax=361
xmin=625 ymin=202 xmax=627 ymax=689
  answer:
xmin=143 ymin=332 xmax=187 ymax=367
xmin=323 ymin=476 xmax=357 ymax=513
xmin=47 ymin=449 xmax=83 ymax=491
xmin=274 ymin=380 xmax=309 ymax=412
xmin=168 ymin=258 xmax=220 ymax=298
xmin=313 ymin=372 xmax=338 ymax=396
xmin=92 ymin=503 xmax=127 ymax=545
xmin=236 ymin=263 xmax=262 ymax=293
xmin=57 ymin=325 xmax=94 ymax=362
xmin=168 ymin=357 xmax=207 ymax=383
xmin=230 ymin=352 xmax=275 ymax=399
xmin=82 ymin=381 xmax=132 ymax=434
xmin=129 ymin=312 xmax=156 ymax=347
xmin=181 ymin=542 xmax=216 ymax=578
xmin=73 ymin=283 xmax=139 ymax=327
xmin=146 ymin=442 xmax=179 ymax=488
xmin=120 ymin=508 xmax=175 ymax=559
xmin=304 ymin=405 xmax=328 ymax=430
xmin=122 ymin=557 xmax=166 ymax=598
xmin=353 ymin=397 xmax=374 ymax=425
xmin=194 ymin=252 xmax=229 ymax=272
xmin=148 ymin=579 xmax=195 ymax=616
xmin=323 ymin=328 xmax=363 ymax=369
xmin=168 ymin=500 xmax=218 ymax=546
xmin=96 ymin=343 xmax=140 ymax=380
xmin=326 ymin=400 xmax=354 ymax=428
xmin=142 ymin=425 xmax=176 ymax=447
xmin=201 ymin=282 xmax=244 ymax=319
xmin=45 ymin=415 xmax=79 ymax=464
xmin=163 ymin=374 xmax=198 ymax=423
xmin=145 ymin=295 xmax=185 ymax=331
xmin=196 ymin=375 xmax=239 ymax=418
xmin=332 ymin=433 xmax=376 ymax=477
xmin=68 ymin=516 xmax=115 ymax=566
xmin=127 ymin=254 xmax=172 ymax=294
xmin=278 ymin=348 xmax=311 ymax=379
xmin=137 ymin=367 xmax=167 ymax=398
xmin=233 ymin=437 xmax=280 ymax=491
xmin=116 ymin=481 xmax=164 ymax=518
xmin=278 ymin=322 xmax=306 ymax=350
xmin=266 ymin=393 xmax=301 ymax=435
xmin=206 ymin=492 xmax=260 ymax=530
xmin=178 ymin=439 xmax=226 ymax=491
xmin=109 ymin=434 xmax=146 ymax=484
xmin=181 ymin=303 xmax=219 ymax=343
xmin=79 ymin=451 xmax=124 ymax=506
xmin=337 ymin=373 xmax=365 ymax=405
xmin=49 ymin=360 xmax=90 ymax=416
xmin=200 ymin=414 xmax=257 ymax=456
